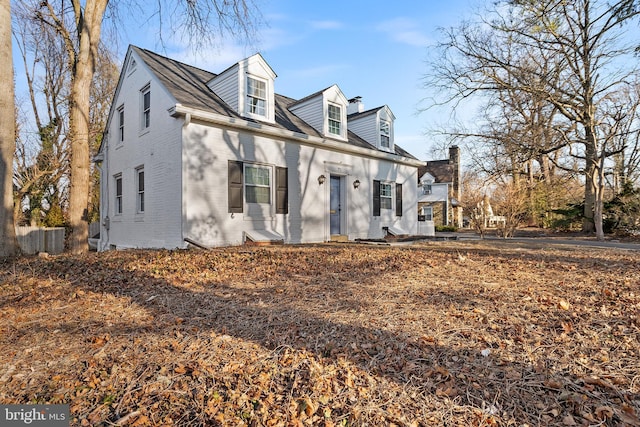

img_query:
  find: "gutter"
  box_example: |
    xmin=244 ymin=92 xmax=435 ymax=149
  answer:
xmin=168 ymin=104 xmax=425 ymax=168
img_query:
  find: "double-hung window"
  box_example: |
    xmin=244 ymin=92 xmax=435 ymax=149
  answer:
xmin=141 ymin=84 xmax=150 ymax=130
xmin=373 ymin=180 xmax=402 ymax=217
xmin=114 ymin=174 xmax=122 ymax=215
xmin=136 ymin=167 xmax=145 ymax=213
xmin=244 ymin=164 xmax=271 ymax=204
xmin=229 ymin=161 xmax=287 ymax=215
xmin=380 ymin=183 xmax=393 ymax=210
xmin=380 ymin=120 xmax=390 ymax=148
xmin=117 ymin=106 xmax=124 ymax=143
xmin=422 ymin=206 xmax=433 ymax=221
xmin=247 ymin=76 xmax=267 ymax=117
xmin=328 ymin=104 xmax=342 ymax=136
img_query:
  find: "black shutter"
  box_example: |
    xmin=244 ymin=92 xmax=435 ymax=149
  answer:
xmin=373 ymin=180 xmax=381 ymax=217
xmin=276 ymin=167 xmax=288 ymax=214
xmin=396 ymin=183 xmax=403 ymax=216
xmin=228 ymin=161 xmax=243 ymax=213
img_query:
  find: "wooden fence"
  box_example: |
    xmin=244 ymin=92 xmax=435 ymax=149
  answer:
xmin=16 ymin=226 xmax=65 ymax=255
xmin=89 ymin=222 xmax=100 ymax=239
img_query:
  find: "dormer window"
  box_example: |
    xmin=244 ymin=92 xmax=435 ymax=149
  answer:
xmin=207 ymin=54 xmax=276 ymax=123
xmin=328 ymin=103 xmax=342 ymax=136
xmin=380 ymin=120 xmax=390 ymax=148
xmin=346 ymin=104 xmax=394 ymax=150
xmin=247 ymin=76 xmax=267 ymax=117
xmin=423 ymin=184 xmax=432 ymax=195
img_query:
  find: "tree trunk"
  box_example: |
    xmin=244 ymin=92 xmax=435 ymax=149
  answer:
xmin=593 ymin=192 xmax=605 ymax=241
xmin=0 ymin=0 xmax=17 ymax=257
xmin=582 ymin=126 xmax=597 ymax=234
xmin=593 ymin=149 xmax=607 ymax=241
xmin=67 ymin=0 xmax=108 ymax=253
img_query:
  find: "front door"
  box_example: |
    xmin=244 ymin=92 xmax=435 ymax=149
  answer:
xmin=330 ymin=176 xmax=341 ymax=235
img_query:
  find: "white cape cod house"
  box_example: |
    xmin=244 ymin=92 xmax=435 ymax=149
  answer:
xmin=95 ymin=46 xmax=424 ymax=250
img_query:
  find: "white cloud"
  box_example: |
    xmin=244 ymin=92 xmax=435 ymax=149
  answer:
xmin=395 ymin=133 xmax=429 ymax=158
xmin=290 ymin=63 xmax=349 ymax=80
xmin=169 ymin=43 xmax=248 ymax=71
xmin=376 ymin=18 xmax=431 ymax=47
xmin=257 ymin=26 xmax=300 ymax=52
xmin=310 ymin=20 xmax=344 ymax=30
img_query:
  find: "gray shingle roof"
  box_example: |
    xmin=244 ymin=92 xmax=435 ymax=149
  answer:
xmin=133 ymin=46 xmax=233 ymax=116
xmin=133 ymin=46 xmax=418 ymax=160
xmin=347 ymin=107 xmax=382 ymax=120
xmin=418 ymin=160 xmax=454 ymax=183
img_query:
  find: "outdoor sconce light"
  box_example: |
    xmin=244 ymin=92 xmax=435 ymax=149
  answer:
xmin=353 ymin=179 xmax=360 ymax=189
xmin=318 ymin=174 xmax=326 ymax=185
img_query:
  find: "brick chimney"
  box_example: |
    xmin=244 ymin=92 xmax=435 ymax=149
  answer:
xmin=449 ymin=146 xmax=462 ymax=227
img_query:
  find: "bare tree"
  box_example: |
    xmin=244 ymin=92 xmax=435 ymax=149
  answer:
xmin=88 ymin=46 xmax=120 ymax=225
xmin=602 ymin=81 xmax=640 ymax=192
xmin=426 ymin=0 xmax=640 ymax=240
xmin=459 ymin=170 xmax=492 ymax=238
xmin=22 ymin=0 xmax=263 ymax=253
xmin=0 ymin=0 xmax=17 ymax=257
xmin=493 ymin=180 xmax=529 ymax=238
xmin=13 ymin=6 xmax=69 ymax=226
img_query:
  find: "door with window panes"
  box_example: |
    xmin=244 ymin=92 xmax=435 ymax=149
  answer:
xmin=330 ymin=176 xmax=342 ymax=235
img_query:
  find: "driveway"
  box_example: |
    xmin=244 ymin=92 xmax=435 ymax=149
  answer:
xmin=436 ymin=232 xmax=640 ymax=251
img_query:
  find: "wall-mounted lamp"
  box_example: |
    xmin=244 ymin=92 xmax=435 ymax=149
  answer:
xmin=353 ymin=179 xmax=361 ymax=189
xmin=318 ymin=174 xmax=326 ymax=185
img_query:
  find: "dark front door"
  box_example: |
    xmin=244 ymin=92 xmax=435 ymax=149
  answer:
xmin=330 ymin=176 xmax=341 ymax=235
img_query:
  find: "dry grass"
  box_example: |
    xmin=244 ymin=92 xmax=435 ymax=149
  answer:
xmin=1 ymin=241 xmax=639 ymax=426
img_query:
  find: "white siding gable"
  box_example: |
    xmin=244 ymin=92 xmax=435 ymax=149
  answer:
xmin=207 ymin=63 xmax=240 ymax=112
xmin=348 ymin=105 xmax=396 ymax=152
xmin=418 ymin=171 xmax=448 ymax=202
xmin=419 ymin=172 xmax=436 ymax=184
xmin=290 ymin=85 xmax=348 ymax=141
xmin=207 ymin=54 xmax=276 ymax=123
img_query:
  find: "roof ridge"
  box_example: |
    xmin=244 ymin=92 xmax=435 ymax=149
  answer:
xmin=288 ymin=85 xmax=337 ymax=107
xmin=131 ymin=45 xmax=218 ymax=78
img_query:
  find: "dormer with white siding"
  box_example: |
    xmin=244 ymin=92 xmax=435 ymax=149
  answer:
xmin=206 ymin=53 xmax=277 ymax=123
xmin=348 ymin=102 xmax=396 ymax=153
xmin=289 ymin=85 xmax=349 ymax=141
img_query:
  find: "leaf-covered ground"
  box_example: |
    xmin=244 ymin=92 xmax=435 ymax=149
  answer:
xmin=1 ymin=241 xmax=639 ymax=426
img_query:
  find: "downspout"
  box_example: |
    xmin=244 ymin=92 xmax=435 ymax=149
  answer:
xmin=95 ymin=131 xmax=109 ymax=251
xmin=181 ymin=113 xmax=191 ymax=247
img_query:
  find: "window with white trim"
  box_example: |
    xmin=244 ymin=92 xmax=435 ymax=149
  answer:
xmin=136 ymin=167 xmax=145 ymax=213
xmin=117 ymin=105 xmax=124 ymax=143
xmin=423 ymin=184 xmax=432 ymax=195
xmin=244 ymin=164 xmax=271 ymax=204
xmin=141 ymin=84 xmax=150 ymax=130
xmin=246 ymin=76 xmax=267 ymax=117
xmin=380 ymin=182 xmax=392 ymax=210
xmin=421 ymin=206 xmax=433 ymax=221
xmin=114 ymin=174 xmax=122 ymax=215
xmin=380 ymin=120 xmax=390 ymax=148
xmin=328 ymin=104 xmax=342 ymax=136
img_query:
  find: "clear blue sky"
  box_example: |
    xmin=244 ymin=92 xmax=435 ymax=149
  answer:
xmin=14 ymin=0 xmax=478 ymax=160
xmin=132 ymin=0 xmax=479 ymax=159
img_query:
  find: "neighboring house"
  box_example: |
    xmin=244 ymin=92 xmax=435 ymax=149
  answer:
xmin=94 ymin=46 xmax=424 ymax=250
xmin=417 ymin=146 xmax=462 ymax=228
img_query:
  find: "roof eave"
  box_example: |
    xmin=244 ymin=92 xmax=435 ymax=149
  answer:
xmin=170 ymin=104 xmax=425 ymax=167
